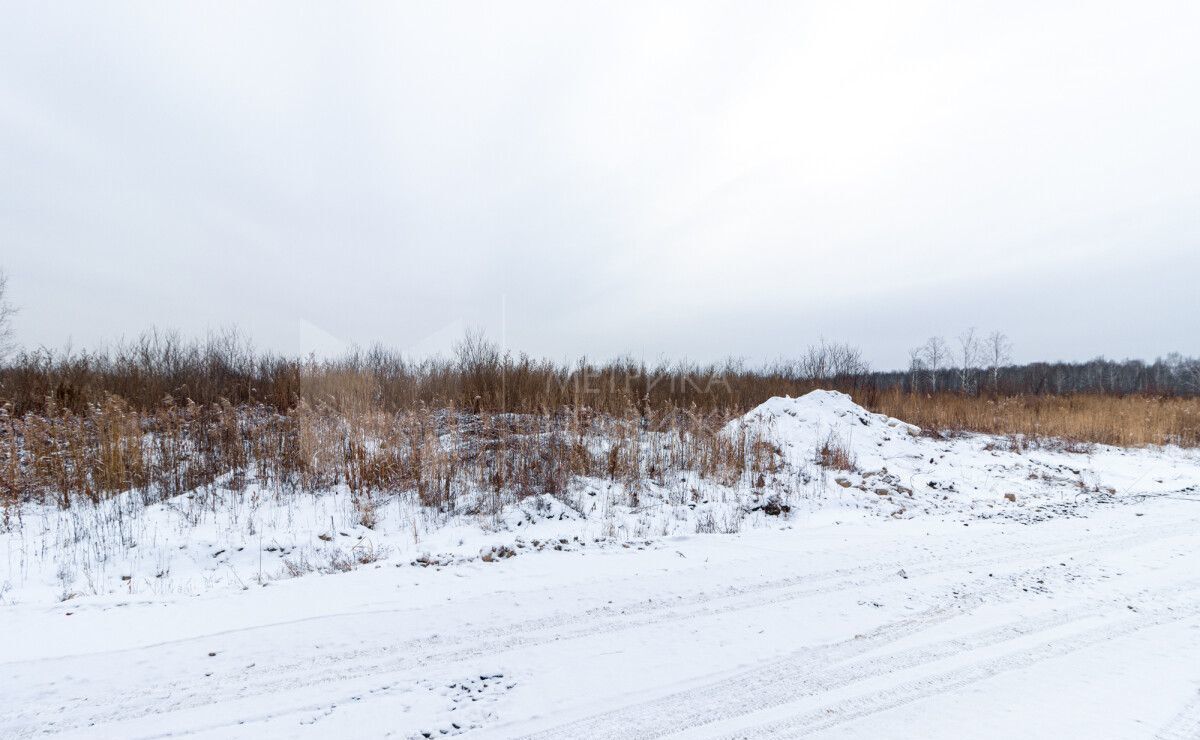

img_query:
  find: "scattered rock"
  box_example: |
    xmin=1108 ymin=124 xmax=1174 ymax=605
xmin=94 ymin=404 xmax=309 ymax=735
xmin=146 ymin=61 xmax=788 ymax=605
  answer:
xmin=480 ymin=544 xmax=516 ymax=563
xmin=761 ymin=499 xmax=790 ymax=516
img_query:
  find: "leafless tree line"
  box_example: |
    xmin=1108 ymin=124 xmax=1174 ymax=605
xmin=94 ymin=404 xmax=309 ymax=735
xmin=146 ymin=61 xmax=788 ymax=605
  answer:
xmin=899 ymin=330 xmax=1200 ymax=397
xmin=0 ymin=325 xmax=882 ymax=417
xmin=3 ymin=266 xmax=1199 ymax=414
xmin=908 ymin=329 xmax=1012 ymax=394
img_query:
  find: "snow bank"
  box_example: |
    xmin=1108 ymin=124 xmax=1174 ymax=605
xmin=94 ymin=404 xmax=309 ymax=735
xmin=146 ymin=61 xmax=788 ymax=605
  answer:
xmin=3 ymin=390 xmax=1199 ymax=606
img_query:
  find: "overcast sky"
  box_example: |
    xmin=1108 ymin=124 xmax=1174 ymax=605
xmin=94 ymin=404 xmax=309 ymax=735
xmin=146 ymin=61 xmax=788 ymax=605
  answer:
xmin=2 ymin=2 xmax=1198 ymax=369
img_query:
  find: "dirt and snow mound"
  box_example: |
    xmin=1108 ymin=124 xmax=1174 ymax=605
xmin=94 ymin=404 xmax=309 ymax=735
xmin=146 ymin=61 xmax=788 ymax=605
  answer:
xmin=732 ymin=390 xmax=920 ymax=468
xmin=743 ymin=390 xmax=919 ymax=437
xmin=732 ymin=390 xmax=1198 ymax=523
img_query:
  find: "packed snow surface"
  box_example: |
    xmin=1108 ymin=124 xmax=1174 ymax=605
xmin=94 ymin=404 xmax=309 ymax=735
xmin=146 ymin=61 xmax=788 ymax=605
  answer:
xmin=3 ymin=391 xmax=1200 ymax=738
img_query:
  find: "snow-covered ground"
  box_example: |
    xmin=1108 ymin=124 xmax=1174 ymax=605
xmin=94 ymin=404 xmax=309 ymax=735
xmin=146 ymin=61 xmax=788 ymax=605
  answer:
xmin=3 ymin=391 xmax=1200 ymax=738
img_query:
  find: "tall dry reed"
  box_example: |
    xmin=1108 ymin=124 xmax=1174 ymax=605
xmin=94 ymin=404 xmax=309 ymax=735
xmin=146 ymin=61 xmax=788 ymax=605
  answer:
xmin=872 ymin=389 xmax=1200 ymax=447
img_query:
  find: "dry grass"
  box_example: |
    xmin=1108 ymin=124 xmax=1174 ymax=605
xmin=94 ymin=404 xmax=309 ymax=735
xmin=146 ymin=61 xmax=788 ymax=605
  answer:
xmin=9 ymin=389 xmax=1192 ymax=514
xmin=0 ymin=330 xmax=866 ymax=417
xmin=871 ymin=389 xmax=1200 ymax=448
xmin=4 ymin=334 xmax=1200 ymax=514
xmin=815 ymin=432 xmax=857 ymax=472
xmin=3 ymin=390 xmax=1198 ymax=514
xmin=0 ymin=399 xmax=762 ymax=512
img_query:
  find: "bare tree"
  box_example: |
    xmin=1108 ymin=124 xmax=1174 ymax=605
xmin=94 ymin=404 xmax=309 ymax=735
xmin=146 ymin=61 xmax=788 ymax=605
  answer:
xmin=921 ymin=336 xmax=948 ymax=392
xmin=985 ymin=331 xmax=1012 ymax=392
xmin=799 ymin=339 xmax=869 ymax=381
xmin=1182 ymin=361 xmax=1200 ymax=395
xmin=0 ymin=270 xmax=16 ymax=362
xmin=908 ymin=347 xmax=926 ymax=392
xmin=1162 ymin=352 xmax=1200 ymax=394
xmin=956 ymin=327 xmax=981 ymax=395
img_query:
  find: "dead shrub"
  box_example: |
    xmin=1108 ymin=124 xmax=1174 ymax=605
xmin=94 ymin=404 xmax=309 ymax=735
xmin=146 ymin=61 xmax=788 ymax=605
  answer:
xmin=816 ymin=432 xmax=857 ymax=472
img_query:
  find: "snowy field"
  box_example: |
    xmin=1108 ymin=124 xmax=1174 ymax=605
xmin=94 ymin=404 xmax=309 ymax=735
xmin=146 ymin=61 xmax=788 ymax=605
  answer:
xmin=3 ymin=392 xmax=1200 ymax=738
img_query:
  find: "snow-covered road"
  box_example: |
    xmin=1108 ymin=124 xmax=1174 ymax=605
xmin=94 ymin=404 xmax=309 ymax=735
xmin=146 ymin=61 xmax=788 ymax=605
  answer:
xmin=3 ymin=495 xmax=1199 ymax=739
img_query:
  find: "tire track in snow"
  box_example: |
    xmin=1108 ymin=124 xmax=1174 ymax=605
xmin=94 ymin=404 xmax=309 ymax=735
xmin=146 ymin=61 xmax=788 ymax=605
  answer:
xmin=125 ymin=603 xmax=969 ymax=740
xmin=183 ymin=516 xmax=1198 ymax=685
xmin=125 ymin=560 xmax=1145 ymax=740
xmin=1 ymin=520 xmax=1187 ymax=737
xmin=516 ymin=579 xmax=1200 ymax=740
xmin=1155 ymin=689 xmax=1200 ymax=740
xmin=215 ymin=518 xmax=1189 ymax=704
xmin=716 ymin=602 xmax=1200 ymax=739
xmin=8 ymin=516 xmax=1186 ymax=671
xmin=517 ymin=609 xmax=1082 ymax=740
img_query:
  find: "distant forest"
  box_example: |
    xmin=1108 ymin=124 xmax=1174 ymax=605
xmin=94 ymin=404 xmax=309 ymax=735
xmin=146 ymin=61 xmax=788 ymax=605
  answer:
xmin=876 ymin=353 xmax=1200 ymax=397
